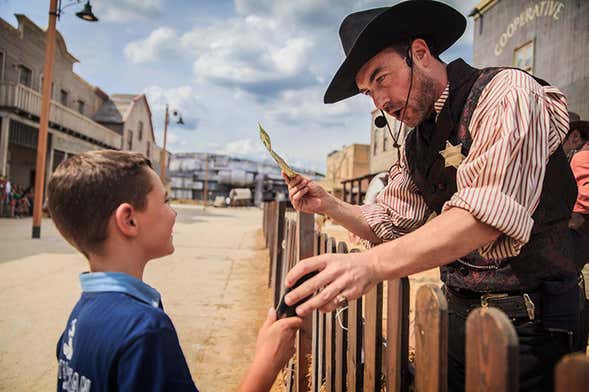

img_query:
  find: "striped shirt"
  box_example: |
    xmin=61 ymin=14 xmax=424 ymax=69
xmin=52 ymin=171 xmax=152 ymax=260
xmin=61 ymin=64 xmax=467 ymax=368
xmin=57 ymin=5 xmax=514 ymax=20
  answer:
xmin=360 ymin=69 xmax=569 ymax=260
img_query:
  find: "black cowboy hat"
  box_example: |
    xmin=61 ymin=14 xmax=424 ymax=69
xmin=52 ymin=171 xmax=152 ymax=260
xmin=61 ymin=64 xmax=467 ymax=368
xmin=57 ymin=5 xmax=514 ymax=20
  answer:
xmin=324 ymin=0 xmax=466 ymax=104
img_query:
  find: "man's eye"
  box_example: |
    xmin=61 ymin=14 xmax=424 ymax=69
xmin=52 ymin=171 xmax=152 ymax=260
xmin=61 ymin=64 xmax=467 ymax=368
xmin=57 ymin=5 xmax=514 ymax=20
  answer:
xmin=376 ymin=74 xmax=388 ymax=84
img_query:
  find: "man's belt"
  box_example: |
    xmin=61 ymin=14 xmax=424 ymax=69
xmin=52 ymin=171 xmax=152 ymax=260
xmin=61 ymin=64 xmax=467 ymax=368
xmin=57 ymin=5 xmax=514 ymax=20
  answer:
xmin=444 ymin=286 xmax=541 ymax=321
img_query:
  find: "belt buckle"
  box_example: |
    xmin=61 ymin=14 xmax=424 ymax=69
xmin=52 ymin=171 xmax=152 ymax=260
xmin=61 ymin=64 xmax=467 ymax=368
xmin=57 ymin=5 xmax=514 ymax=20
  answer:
xmin=480 ymin=293 xmax=508 ymax=308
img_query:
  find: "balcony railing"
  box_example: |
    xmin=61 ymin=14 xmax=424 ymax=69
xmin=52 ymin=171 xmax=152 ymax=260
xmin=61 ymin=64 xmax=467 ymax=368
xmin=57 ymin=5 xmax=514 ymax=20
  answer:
xmin=0 ymin=81 xmax=121 ymax=149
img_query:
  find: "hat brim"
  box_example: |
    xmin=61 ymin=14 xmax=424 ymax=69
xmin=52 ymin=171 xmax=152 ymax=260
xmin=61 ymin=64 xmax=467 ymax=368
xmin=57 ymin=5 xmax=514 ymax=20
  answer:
xmin=324 ymin=1 xmax=466 ymax=104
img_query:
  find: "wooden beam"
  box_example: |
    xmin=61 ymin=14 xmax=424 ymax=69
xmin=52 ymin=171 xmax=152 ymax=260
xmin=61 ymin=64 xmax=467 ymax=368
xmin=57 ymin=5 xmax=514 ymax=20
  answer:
xmin=465 ymin=308 xmax=519 ymax=392
xmin=414 ymin=285 xmax=448 ymax=392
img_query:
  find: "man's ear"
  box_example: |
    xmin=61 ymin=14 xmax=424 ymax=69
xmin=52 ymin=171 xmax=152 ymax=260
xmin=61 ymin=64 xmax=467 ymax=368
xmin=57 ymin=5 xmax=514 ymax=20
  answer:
xmin=411 ymin=38 xmax=432 ymax=67
xmin=114 ymin=203 xmax=139 ymax=237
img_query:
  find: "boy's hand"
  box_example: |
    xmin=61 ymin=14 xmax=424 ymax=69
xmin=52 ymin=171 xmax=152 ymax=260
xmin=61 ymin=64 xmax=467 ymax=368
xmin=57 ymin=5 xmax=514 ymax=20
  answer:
xmin=282 ymin=173 xmax=331 ymax=215
xmin=237 ymin=308 xmax=302 ymax=392
xmin=253 ymin=308 xmax=302 ymax=373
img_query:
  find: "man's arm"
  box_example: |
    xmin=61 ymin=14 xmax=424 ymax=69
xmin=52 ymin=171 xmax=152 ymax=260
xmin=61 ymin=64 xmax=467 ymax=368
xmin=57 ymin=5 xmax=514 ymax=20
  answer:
xmin=284 ymin=207 xmax=500 ymax=316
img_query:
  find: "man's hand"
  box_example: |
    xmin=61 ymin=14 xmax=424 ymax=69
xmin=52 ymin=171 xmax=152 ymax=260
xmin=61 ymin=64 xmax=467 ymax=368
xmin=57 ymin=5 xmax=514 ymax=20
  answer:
xmin=282 ymin=173 xmax=332 ymax=214
xmin=237 ymin=308 xmax=303 ymax=392
xmin=284 ymin=251 xmax=380 ymax=317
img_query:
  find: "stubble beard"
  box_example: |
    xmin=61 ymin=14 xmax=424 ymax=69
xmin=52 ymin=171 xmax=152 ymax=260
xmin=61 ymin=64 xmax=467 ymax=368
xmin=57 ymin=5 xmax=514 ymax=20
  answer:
xmin=407 ymin=67 xmax=437 ymax=127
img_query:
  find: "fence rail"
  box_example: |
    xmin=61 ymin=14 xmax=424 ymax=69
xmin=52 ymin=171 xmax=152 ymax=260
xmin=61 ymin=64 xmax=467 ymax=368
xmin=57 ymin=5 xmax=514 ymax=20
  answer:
xmin=262 ymin=201 xmax=588 ymax=392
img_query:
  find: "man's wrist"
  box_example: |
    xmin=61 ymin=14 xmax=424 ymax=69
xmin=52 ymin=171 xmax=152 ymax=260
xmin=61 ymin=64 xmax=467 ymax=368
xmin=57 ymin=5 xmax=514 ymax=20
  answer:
xmin=319 ymin=193 xmax=339 ymax=217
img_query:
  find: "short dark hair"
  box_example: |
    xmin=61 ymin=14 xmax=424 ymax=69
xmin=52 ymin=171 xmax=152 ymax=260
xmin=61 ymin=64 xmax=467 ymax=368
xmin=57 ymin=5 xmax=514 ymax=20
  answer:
xmin=389 ymin=37 xmax=441 ymax=62
xmin=570 ymin=120 xmax=589 ymax=140
xmin=47 ymin=150 xmax=154 ymax=257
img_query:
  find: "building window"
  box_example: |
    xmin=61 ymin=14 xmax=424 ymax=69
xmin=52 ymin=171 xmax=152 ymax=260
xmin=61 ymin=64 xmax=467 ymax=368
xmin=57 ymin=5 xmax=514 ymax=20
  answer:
xmin=127 ymin=130 xmax=133 ymax=150
xmin=77 ymin=100 xmax=85 ymax=115
xmin=59 ymin=89 xmax=68 ymax=106
xmin=18 ymin=65 xmax=32 ymax=87
xmin=513 ymin=40 xmax=534 ymax=74
xmin=138 ymin=121 xmax=144 ymax=141
xmin=146 ymin=141 xmax=151 ymax=158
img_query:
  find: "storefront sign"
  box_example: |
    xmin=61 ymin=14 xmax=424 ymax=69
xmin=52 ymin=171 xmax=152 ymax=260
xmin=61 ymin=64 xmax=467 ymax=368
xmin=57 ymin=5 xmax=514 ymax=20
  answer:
xmin=494 ymin=0 xmax=564 ymax=56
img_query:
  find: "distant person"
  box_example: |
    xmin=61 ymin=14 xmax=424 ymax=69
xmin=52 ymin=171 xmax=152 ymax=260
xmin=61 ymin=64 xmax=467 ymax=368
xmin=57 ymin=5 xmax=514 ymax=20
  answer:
xmin=48 ymin=150 xmax=302 ymax=392
xmin=0 ymin=176 xmax=7 ymax=217
xmin=563 ymin=116 xmax=589 ymax=159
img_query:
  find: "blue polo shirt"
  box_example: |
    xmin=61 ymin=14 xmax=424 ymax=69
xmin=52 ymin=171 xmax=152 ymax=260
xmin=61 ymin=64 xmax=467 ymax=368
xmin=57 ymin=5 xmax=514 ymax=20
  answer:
xmin=56 ymin=272 xmax=198 ymax=391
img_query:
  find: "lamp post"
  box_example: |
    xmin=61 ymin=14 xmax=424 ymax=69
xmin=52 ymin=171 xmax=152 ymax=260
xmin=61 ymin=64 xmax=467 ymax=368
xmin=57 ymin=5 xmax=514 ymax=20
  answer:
xmin=32 ymin=0 xmax=98 ymax=239
xmin=160 ymin=105 xmax=183 ymax=182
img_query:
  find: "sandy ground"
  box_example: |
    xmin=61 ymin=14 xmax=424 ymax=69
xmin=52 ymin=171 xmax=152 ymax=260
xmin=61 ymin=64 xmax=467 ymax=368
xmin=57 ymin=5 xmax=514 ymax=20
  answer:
xmin=0 ymin=205 xmax=276 ymax=392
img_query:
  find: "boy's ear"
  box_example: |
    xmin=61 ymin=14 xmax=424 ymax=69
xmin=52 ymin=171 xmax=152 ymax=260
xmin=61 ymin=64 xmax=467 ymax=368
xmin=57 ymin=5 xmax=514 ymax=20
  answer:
xmin=114 ymin=203 xmax=139 ymax=237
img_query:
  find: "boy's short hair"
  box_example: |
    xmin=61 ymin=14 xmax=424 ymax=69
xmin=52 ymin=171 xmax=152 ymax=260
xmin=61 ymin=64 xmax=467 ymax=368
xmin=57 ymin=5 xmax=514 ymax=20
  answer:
xmin=48 ymin=150 xmax=154 ymax=257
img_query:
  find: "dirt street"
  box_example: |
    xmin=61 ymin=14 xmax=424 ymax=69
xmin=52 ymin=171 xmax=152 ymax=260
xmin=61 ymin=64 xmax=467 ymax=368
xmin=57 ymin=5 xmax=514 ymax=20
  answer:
xmin=0 ymin=205 xmax=274 ymax=391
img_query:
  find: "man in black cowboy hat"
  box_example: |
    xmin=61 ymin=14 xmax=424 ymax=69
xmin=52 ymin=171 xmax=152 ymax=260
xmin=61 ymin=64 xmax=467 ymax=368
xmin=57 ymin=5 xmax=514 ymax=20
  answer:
xmin=281 ymin=1 xmax=585 ymax=391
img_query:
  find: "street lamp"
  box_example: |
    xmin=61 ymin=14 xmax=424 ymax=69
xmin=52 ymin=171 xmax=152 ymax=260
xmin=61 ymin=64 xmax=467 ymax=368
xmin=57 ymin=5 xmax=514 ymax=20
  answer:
xmin=160 ymin=105 xmax=183 ymax=182
xmin=32 ymin=0 xmax=98 ymax=239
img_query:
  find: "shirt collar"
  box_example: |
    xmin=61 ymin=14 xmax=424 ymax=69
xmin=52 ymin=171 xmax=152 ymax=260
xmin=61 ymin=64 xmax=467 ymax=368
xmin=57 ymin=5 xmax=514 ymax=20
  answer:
xmin=434 ymin=83 xmax=450 ymax=115
xmin=80 ymin=272 xmax=161 ymax=308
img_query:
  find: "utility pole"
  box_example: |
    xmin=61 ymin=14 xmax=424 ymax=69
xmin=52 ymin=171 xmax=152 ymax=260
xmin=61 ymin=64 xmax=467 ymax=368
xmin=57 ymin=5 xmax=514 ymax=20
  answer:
xmin=32 ymin=0 xmax=58 ymax=239
xmin=160 ymin=105 xmax=169 ymax=181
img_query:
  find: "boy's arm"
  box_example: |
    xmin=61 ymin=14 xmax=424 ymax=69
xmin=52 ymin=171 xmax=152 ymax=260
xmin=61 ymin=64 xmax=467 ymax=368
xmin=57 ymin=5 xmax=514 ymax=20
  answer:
xmin=237 ymin=308 xmax=302 ymax=392
xmin=117 ymin=328 xmax=198 ymax=391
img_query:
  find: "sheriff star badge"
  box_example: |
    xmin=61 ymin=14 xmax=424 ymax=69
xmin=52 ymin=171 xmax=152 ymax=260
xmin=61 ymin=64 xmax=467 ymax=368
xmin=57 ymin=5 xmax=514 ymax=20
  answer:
xmin=439 ymin=141 xmax=465 ymax=169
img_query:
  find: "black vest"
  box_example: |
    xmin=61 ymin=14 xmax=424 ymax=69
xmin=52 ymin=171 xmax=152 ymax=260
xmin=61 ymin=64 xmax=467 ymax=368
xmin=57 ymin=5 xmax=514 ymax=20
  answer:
xmin=404 ymin=59 xmax=579 ymax=292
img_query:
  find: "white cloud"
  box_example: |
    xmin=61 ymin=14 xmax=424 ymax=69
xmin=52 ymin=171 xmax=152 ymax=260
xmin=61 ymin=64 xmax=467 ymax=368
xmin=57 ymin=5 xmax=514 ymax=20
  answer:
xmin=218 ymin=138 xmax=264 ymax=157
xmin=95 ymin=0 xmax=163 ymax=22
xmin=124 ymin=27 xmax=183 ymax=63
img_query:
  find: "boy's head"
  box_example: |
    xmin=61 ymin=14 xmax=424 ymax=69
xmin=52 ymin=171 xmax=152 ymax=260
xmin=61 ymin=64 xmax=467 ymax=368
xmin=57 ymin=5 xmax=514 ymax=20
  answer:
xmin=48 ymin=150 xmax=176 ymax=260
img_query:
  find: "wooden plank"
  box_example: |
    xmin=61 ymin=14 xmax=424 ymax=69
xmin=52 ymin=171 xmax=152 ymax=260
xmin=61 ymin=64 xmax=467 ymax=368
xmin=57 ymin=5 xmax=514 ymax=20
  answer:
xmin=347 ymin=249 xmax=363 ymax=392
xmin=311 ymin=231 xmax=320 ymax=392
xmin=334 ymin=241 xmax=349 ymax=392
xmin=271 ymin=201 xmax=287 ymax=307
xmin=555 ymin=353 xmax=589 ymax=392
xmin=317 ymin=233 xmax=328 ymax=389
xmin=465 ymin=307 xmax=519 ymax=392
xmin=262 ymin=202 xmax=267 ymax=241
xmin=385 ymin=277 xmax=410 ymax=392
xmin=296 ymin=212 xmax=314 ymax=392
xmin=325 ymin=237 xmax=337 ymax=391
xmin=363 ymin=282 xmax=383 ymax=392
xmin=414 ymin=285 xmax=448 ymax=392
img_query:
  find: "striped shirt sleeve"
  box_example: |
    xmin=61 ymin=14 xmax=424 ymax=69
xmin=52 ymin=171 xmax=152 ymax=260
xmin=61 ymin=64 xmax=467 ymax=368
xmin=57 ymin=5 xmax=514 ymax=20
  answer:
xmin=442 ymin=69 xmax=569 ymax=259
xmin=359 ymin=148 xmax=432 ymax=245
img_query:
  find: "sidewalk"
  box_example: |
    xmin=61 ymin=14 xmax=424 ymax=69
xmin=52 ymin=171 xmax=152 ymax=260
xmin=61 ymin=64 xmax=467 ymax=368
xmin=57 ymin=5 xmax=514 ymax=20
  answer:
xmin=0 ymin=206 xmax=273 ymax=391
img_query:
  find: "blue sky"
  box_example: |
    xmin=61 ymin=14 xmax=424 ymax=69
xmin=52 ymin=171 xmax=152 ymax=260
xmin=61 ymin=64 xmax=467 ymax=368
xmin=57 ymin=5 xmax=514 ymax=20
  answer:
xmin=0 ymin=0 xmax=478 ymax=172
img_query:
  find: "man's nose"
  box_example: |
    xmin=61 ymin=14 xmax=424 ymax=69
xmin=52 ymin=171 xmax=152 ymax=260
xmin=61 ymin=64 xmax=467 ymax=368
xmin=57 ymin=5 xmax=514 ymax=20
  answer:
xmin=371 ymin=90 xmax=387 ymax=111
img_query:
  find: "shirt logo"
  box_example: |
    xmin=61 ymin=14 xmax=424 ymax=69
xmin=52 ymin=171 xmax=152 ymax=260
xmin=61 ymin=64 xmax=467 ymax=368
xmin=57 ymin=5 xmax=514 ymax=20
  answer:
xmin=62 ymin=319 xmax=77 ymax=361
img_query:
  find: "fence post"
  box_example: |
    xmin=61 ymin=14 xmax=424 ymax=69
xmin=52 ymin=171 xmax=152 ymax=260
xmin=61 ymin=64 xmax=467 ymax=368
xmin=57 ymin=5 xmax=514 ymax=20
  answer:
xmin=554 ymin=353 xmax=589 ymax=392
xmin=347 ymin=248 xmax=364 ymax=392
xmin=385 ymin=277 xmax=410 ymax=392
xmin=318 ymin=233 xmax=329 ymax=390
xmin=325 ymin=237 xmax=337 ymax=391
xmin=270 ymin=201 xmax=287 ymax=307
xmin=465 ymin=307 xmax=519 ymax=392
xmin=334 ymin=241 xmax=349 ymax=392
xmin=295 ymin=212 xmax=314 ymax=392
xmin=364 ymin=282 xmax=384 ymax=392
xmin=414 ymin=285 xmax=448 ymax=392
xmin=311 ymin=231 xmax=321 ymax=392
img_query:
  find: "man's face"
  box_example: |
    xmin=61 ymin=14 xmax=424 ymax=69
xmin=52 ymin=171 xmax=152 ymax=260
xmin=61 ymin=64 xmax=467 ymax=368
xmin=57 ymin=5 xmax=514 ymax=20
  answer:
xmin=355 ymin=47 xmax=437 ymax=128
xmin=134 ymin=168 xmax=177 ymax=260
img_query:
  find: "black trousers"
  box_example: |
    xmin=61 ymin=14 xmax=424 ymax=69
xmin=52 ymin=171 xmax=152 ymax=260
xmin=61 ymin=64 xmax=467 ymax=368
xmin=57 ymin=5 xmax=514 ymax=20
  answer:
xmin=447 ymin=302 xmax=575 ymax=392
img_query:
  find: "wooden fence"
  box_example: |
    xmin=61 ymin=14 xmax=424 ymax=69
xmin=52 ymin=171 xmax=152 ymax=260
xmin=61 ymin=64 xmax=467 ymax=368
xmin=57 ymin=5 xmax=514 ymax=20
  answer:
xmin=262 ymin=201 xmax=589 ymax=392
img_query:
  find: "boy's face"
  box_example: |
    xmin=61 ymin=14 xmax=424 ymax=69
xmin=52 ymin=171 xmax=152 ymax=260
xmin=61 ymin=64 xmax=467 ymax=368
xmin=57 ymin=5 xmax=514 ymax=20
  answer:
xmin=135 ymin=168 xmax=177 ymax=260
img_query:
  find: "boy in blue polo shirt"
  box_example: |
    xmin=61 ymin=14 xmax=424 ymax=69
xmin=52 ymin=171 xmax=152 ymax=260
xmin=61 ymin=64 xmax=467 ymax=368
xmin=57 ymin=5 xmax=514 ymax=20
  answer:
xmin=48 ymin=150 xmax=302 ymax=392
